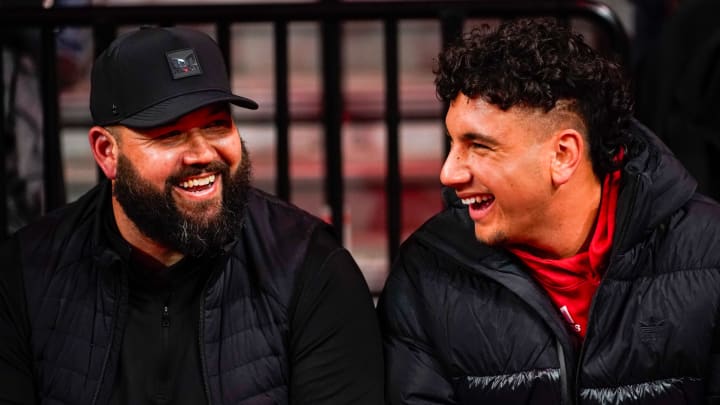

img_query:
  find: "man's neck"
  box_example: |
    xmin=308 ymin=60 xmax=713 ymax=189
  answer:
xmin=514 ymin=173 xmax=603 ymax=260
xmin=111 ymin=198 xmax=184 ymax=267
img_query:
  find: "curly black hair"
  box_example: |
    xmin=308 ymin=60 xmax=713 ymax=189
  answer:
xmin=434 ymin=18 xmax=636 ymax=178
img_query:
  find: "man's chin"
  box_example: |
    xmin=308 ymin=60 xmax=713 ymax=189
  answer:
xmin=474 ymin=225 xmax=507 ymax=247
xmin=174 ymin=196 xmax=223 ymax=219
xmin=180 ymin=210 xmax=223 ymax=230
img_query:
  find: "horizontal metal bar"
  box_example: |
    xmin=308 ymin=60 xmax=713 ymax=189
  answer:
xmin=0 ymin=1 xmax=628 ymax=63
xmin=0 ymin=1 xmax=622 ymax=23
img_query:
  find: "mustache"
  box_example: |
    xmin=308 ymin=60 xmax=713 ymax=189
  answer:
xmin=165 ymin=161 xmax=230 ymax=184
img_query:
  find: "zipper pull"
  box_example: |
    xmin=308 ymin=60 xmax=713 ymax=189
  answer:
xmin=161 ymin=305 xmax=171 ymax=328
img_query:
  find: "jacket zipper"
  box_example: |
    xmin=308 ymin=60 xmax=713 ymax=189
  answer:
xmin=556 ymin=338 xmax=573 ymax=405
xmin=574 ymin=177 xmax=639 ymax=403
xmin=158 ymin=300 xmax=171 ymax=401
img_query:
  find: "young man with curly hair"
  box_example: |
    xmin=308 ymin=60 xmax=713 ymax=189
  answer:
xmin=378 ymin=18 xmax=720 ymax=404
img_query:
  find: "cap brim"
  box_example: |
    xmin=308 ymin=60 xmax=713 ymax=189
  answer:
xmin=118 ymin=89 xmax=258 ymax=129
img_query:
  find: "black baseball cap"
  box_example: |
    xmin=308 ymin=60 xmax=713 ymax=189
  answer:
xmin=90 ymin=26 xmax=258 ymax=129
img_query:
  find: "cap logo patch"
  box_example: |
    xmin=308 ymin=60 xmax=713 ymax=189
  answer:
xmin=166 ymin=48 xmax=202 ymax=79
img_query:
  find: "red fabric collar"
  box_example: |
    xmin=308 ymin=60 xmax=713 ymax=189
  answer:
xmin=509 ymin=169 xmax=621 ymax=338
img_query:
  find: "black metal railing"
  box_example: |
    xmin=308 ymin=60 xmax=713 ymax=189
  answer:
xmin=0 ymin=0 xmax=629 ymax=269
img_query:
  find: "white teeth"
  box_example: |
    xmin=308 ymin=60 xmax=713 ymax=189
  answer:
xmin=179 ymin=174 xmax=216 ymax=189
xmin=461 ymin=195 xmax=492 ymax=205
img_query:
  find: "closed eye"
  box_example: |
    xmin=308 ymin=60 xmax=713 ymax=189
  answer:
xmin=204 ymin=119 xmax=231 ymax=129
xmin=471 ymin=142 xmax=491 ymax=150
xmin=155 ymin=130 xmax=182 ymax=140
xmin=461 ymin=132 xmax=497 ymax=151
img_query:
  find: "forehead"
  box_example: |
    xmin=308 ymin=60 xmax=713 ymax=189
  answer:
xmin=447 ymin=95 xmax=537 ymax=136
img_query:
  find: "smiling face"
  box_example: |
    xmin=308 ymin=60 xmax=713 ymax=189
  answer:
xmin=118 ymin=103 xmax=242 ymax=215
xmin=94 ymin=103 xmax=251 ymax=259
xmin=441 ymin=93 xmax=560 ymax=248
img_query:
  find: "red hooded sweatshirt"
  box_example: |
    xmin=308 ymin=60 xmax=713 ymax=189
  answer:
xmin=509 ymin=169 xmax=621 ymax=338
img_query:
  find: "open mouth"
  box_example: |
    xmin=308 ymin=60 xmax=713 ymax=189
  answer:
xmin=177 ymin=174 xmax=217 ymax=193
xmin=461 ymin=195 xmax=494 ymax=210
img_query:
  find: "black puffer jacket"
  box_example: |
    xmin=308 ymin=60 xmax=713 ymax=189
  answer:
xmin=377 ymin=122 xmax=720 ymax=404
xmin=1 ymin=182 xmax=383 ymax=405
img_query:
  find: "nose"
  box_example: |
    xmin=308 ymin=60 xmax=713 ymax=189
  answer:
xmin=440 ymin=148 xmax=471 ymax=187
xmin=182 ymin=130 xmax=216 ymax=166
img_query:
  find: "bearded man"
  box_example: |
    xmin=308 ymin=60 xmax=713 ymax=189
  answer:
xmin=0 ymin=26 xmax=383 ymax=405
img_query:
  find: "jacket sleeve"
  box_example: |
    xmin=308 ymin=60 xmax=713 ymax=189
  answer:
xmin=0 ymin=235 xmax=37 ymax=404
xmin=288 ymin=227 xmax=384 ymax=405
xmin=376 ymin=244 xmax=457 ymax=404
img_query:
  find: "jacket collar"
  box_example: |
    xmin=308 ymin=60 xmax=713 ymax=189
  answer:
xmin=90 ymin=179 xmax=241 ymax=262
xmin=411 ymin=203 xmax=579 ymax=352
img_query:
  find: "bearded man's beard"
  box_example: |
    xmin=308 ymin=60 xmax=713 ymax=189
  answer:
xmin=113 ymin=146 xmax=252 ymax=257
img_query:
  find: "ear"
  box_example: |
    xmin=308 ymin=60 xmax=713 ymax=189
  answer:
xmin=550 ymin=129 xmax=584 ymax=186
xmin=88 ymin=126 xmax=119 ymax=180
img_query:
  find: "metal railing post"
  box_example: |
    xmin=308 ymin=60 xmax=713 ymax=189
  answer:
xmin=384 ymin=17 xmax=401 ymax=262
xmin=321 ymin=4 xmax=345 ymax=241
xmin=41 ymin=25 xmax=65 ymax=212
xmin=274 ymin=20 xmax=290 ymax=201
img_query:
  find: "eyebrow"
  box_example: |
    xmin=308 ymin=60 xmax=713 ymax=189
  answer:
xmin=449 ymin=130 xmax=499 ymax=147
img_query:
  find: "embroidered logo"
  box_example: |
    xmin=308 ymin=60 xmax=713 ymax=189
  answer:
xmin=166 ymin=48 xmax=202 ymax=79
xmin=639 ymin=318 xmax=668 ymax=349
